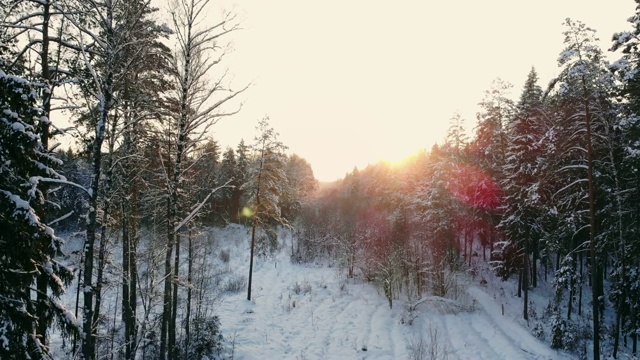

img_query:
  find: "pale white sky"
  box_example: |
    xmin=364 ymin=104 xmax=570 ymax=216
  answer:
xmin=206 ymin=0 xmax=635 ymax=181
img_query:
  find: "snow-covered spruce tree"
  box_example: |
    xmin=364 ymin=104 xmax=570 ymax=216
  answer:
xmin=190 ymin=139 xmax=223 ymax=225
xmin=158 ymin=0 xmax=247 ymax=358
xmin=334 ymin=168 xmax=365 ymax=278
xmin=498 ymin=68 xmax=547 ymax=320
xmin=404 ymin=150 xmax=436 ymax=297
xmin=280 ymin=154 xmax=317 ymax=224
xmin=445 ymin=112 xmax=469 ymax=157
xmin=283 ymin=154 xmax=318 ymax=258
xmin=217 ymin=146 xmax=238 ymax=222
xmin=246 ymin=117 xmax=289 ymax=301
xmin=0 ymin=70 xmax=78 ymax=359
xmin=469 ymin=79 xmax=514 ymax=261
xmin=473 ymin=78 xmax=514 ymax=185
xmin=546 ymin=19 xmax=616 ymax=359
xmin=610 ymin=4 xmax=640 ymax=355
xmin=2 ymin=0 xmax=83 ymax=347
xmin=1 ymin=0 xmax=77 ymax=140
xmin=416 ymin=145 xmax=458 ymax=297
xmin=443 ymin=112 xmax=481 ymax=266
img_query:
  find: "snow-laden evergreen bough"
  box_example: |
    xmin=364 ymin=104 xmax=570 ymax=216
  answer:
xmin=0 ymin=71 xmax=79 ymax=359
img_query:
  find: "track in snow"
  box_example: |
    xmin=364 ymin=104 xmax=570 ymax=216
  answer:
xmin=217 ymin=243 xmax=572 ymax=360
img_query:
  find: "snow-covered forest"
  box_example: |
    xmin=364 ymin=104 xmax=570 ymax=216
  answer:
xmin=3 ymin=0 xmax=640 ymax=359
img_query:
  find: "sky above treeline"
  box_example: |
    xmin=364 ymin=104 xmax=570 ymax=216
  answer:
xmin=170 ymin=1 xmax=637 ymax=181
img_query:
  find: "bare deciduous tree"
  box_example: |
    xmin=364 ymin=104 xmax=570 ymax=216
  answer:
xmin=158 ymin=1 xmax=248 ymax=358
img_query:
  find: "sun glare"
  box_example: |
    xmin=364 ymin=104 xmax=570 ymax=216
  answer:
xmin=379 ymin=151 xmax=421 ymax=169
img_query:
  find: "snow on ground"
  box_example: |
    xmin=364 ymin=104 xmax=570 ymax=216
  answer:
xmin=48 ymin=225 xmax=575 ymax=359
xmin=216 ymin=228 xmax=574 ymax=360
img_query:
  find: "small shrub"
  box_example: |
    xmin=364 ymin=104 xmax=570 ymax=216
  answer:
xmin=318 ymin=277 xmax=327 ymax=289
xmin=532 ymin=322 xmax=545 ymax=340
xmin=528 ymin=301 xmax=537 ymax=320
xmin=290 ymin=280 xmax=312 ymax=295
xmin=407 ymin=334 xmax=427 ymax=360
xmin=291 ymin=282 xmax=302 ymax=295
xmin=187 ymin=316 xmax=224 ymax=360
xmin=549 ymin=314 xmax=591 ymax=352
xmin=303 ymin=281 xmax=312 ymax=294
xmin=224 ymin=275 xmax=246 ymax=294
xmin=408 ymin=325 xmax=451 ymax=360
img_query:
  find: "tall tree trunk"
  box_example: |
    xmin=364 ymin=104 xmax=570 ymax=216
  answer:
xmin=523 ymin=251 xmax=529 ymax=321
xmin=584 ymin=92 xmax=600 ymax=360
xmin=517 ymin=265 xmax=522 ymax=298
xmin=35 ymin=0 xmax=53 ymax=346
xmin=121 ymin=97 xmax=137 ymax=360
xmin=489 ymin=219 xmax=495 ymax=261
xmin=568 ymin=249 xmax=577 ymax=320
xmin=578 ymin=252 xmax=583 ymax=317
xmin=91 ymin=211 xmax=109 ymax=354
xmin=532 ymin=238 xmax=538 ymax=288
xmin=170 ymin=234 xmax=180 ymax=359
xmin=92 ymin=134 xmax=116 ymax=358
xmin=122 ymin=201 xmax=132 ymax=360
xmin=613 ymin=299 xmax=621 ymax=359
xmin=82 ymin=70 xmax=112 ymax=360
xmin=247 ymin=163 xmax=262 ymax=301
xmin=109 ymin=286 xmax=119 ymax=360
xmin=160 ymin=196 xmax=174 ymax=360
xmin=161 ymin=12 xmax=192 ymax=357
xmin=185 ymin=228 xmax=193 ymax=354
xmin=467 ymin=228 xmax=472 ymax=267
xmin=129 ymin=229 xmax=138 ymax=356
xmin=248 ymin=220 xmax=257 ymax=301
xmin=72 ymin=255 xmax=83 ymax=354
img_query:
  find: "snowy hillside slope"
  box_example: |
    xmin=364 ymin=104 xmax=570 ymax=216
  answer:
xmin=214 ymin=227 xmax=573 ymax=360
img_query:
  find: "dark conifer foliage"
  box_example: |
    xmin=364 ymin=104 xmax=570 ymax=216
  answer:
xmin=0 ymin=70 xmax=78 ymax=359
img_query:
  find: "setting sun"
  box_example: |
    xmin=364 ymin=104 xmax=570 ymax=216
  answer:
xmin=379 ymin=152 xmax=418 ymax=170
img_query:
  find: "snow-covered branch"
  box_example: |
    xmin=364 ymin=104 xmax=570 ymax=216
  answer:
xmin=174 ymin=180 xmax=233 ymax=232
xmin=30 ymin=176 xmax=92 ymax=196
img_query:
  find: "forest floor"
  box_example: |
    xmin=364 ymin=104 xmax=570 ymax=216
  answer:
xmin=215 ymin=227 xmax=574 ymax=360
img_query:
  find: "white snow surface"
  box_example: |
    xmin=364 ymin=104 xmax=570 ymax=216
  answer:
xmin=49 ymin=225 xmax=576 ymax=359
xmin=215 ymin=228 xmax=572 ymax=360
